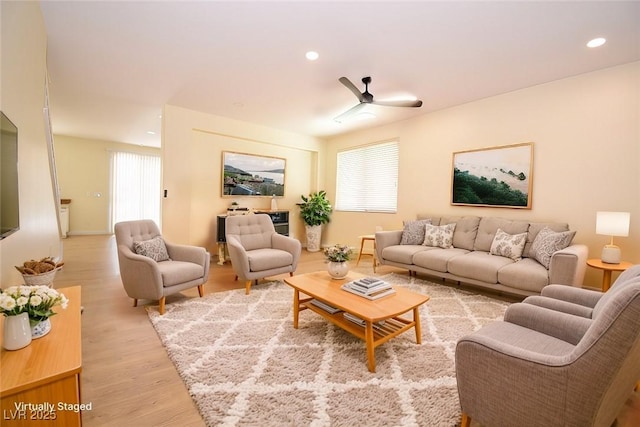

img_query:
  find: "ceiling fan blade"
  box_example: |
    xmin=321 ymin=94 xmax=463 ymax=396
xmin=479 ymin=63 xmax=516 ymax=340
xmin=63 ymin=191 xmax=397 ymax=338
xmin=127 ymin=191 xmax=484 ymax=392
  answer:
xmin=334 ymin=103 xmax=366 ymax=123
xmin=372 ymin=99 xmax=423 ymax=108
xmin=339 ymin=77 xmax=366 ymax=102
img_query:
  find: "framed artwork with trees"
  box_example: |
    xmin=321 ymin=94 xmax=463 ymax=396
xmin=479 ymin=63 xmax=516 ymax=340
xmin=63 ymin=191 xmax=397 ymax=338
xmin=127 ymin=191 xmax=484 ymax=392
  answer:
xmin=451 ymin=142 xmax=533 ymax=209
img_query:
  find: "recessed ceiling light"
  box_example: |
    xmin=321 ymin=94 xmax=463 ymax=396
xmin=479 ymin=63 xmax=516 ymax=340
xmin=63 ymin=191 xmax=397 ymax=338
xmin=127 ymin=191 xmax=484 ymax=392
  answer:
xmin=305 ymin=51 xmax=319 ymax=61
xmin=587 ymin=37 xmax=606 ymax=48
xmin=146 ymin=131 xmax=156 ymax=135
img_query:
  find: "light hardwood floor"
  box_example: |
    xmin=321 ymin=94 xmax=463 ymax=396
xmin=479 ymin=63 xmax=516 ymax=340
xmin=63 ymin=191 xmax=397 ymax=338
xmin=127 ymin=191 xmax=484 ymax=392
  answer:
xmin=53 ymin=235 xmax=639 ymax=427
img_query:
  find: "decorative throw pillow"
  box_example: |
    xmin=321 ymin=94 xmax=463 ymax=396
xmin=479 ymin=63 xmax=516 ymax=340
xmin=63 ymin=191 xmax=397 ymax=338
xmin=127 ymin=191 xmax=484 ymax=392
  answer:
xmin=400 ymin=219 xmax=432 ymax=245
xmin=133 ymin=236 xmax=170 ymax=262
xmin=490 ymin=228 xmax=528 ymax=261
xmin=422 ymin=223 xmax=456 ymax=249
xmin=530 ymin=227 xmax=576 ymax=268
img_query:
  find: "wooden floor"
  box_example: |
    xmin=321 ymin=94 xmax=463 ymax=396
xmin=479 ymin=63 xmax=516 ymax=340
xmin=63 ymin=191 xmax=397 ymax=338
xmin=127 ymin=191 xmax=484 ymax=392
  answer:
xmin=53 ymin=235 xmax=639 ymax=427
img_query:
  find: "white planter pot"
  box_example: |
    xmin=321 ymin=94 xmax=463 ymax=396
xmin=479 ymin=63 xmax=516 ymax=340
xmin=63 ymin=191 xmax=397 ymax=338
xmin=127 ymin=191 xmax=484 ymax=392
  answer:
xmin=327 ymin=261 xmax=349 ymax=279
xmin=305 ymin=224 xmax=322 ymax=252
xmin=3 ymin=312 xmax=32 ymax=351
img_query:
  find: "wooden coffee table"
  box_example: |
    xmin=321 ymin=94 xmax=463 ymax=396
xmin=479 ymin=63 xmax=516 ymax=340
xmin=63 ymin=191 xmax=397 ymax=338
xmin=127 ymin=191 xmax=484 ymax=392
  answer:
xmin=284 ymin=271 xmax=429 ymax=372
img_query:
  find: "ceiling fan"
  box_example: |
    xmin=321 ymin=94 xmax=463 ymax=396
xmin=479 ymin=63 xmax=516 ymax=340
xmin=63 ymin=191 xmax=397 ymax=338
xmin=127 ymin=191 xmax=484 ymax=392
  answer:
xmin=334 ymin=76 xmax=423 ymax=123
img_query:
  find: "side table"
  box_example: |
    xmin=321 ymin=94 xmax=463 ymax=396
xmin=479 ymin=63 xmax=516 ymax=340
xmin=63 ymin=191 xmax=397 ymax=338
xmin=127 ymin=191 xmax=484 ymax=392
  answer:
xmin=356 ymin=234 xmax=377 ymax=273
xmin=586 ymin=259 xmax=633 ymax=292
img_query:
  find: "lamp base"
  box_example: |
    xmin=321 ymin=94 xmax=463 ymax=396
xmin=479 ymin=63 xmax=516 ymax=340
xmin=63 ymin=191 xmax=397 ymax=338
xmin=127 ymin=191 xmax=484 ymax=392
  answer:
xmin=601 ymin=245 xmax=621 ymax=264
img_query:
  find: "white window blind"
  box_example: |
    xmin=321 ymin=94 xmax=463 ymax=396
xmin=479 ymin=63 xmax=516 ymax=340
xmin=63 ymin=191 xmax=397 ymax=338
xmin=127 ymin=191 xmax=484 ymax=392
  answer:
xmin=111 ymin=151 xmax=161 ymax=229
xmin=335 ymin=141 xmax=398 ymax=213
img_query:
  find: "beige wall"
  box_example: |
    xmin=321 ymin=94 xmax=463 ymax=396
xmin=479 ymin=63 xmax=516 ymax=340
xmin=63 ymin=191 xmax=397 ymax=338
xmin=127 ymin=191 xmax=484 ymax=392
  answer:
xmin=54 ymin=135 xmax=161 ymax=234
xmin=0 ymin=2 xmax=62 ymax=285
xmin=162 ymin=105 xmax=325 ymax=253
xmin=323 ymin=62 xmax=640 ymax=288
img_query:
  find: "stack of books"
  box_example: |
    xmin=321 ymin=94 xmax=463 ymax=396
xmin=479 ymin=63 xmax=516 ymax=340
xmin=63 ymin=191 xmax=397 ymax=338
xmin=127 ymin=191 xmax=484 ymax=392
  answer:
xmin=310 ymin=299 xmax=341 ymax=314
xmin=341 ymin=277 xmax=396 ymax=300
xmin=343 ymin=312 xmax=386 ymax=329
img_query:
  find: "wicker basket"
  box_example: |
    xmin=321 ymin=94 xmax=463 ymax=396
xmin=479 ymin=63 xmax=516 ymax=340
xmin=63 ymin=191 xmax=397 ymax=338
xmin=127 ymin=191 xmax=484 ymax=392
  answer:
xmin=22 ymin=269 xmax=57 ymax=287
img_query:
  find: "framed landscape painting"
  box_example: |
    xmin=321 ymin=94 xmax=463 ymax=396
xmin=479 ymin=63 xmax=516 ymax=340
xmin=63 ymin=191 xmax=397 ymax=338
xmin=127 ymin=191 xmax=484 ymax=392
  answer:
xmin=451 ymin=142 xmax=533 ymax=209
xmin=222 ymin=151 xmax=285 ymax=197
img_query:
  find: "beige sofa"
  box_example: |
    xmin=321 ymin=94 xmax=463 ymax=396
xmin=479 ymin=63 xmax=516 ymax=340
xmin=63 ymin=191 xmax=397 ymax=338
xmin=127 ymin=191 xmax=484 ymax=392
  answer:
xmin=375 ymin=215 xmax=588 ymax=297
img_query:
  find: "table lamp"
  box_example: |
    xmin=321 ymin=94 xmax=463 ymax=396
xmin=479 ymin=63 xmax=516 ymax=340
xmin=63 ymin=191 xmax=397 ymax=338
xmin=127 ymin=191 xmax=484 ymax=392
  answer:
xmin=596 ymin=211 xmax=630 ymax=264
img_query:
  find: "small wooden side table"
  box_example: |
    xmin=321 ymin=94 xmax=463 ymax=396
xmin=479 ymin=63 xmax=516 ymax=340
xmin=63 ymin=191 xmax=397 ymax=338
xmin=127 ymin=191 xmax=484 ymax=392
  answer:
xmin=586 ymin=259 xmax=633 ymax=292
xmin=356 ymin=234 xmax=377 ymax=273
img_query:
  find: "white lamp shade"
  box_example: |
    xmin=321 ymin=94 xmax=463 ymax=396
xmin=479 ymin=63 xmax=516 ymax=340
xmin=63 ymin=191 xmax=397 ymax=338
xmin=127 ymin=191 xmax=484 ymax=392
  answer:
xmin=596 ymin=212 xmax=630 ymax=237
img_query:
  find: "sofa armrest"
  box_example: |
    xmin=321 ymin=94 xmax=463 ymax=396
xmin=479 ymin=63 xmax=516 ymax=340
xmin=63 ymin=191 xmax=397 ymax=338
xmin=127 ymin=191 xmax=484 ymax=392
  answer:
xmin=272 ymin=233 xmax=302 ymax=269
xmin=549 ymin=244 xmax=588 ymax=286
xmin=165 ymin=242 xmax=208 ymax=266
xmin=540 ymin=284 xmax=603 ymax=308
xmin=226 ymin=235 xmax=251 ymax=280
xmin=504 ymin=303 xmax=592 ymax=345
xmin=117 ymin=245 xmax=164 ymax=299
xmin=375 ymin=230 xmax=402 ymax=262
xmin=522 ymin=295 xmax=594 ymax=318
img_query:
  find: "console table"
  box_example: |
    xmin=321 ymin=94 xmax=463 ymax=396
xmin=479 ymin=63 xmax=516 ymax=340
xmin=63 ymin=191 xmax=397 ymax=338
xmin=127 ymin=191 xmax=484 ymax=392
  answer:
xmin=1 ymin=286 xmax=82 ymax=426
xmin=216 ymin=210 xmax=289 ymax=265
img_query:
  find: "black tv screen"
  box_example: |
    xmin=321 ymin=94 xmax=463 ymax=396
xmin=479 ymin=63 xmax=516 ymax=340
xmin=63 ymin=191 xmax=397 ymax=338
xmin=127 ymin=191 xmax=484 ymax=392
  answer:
xmin=0 ymin=111 xmax=19 ymax=239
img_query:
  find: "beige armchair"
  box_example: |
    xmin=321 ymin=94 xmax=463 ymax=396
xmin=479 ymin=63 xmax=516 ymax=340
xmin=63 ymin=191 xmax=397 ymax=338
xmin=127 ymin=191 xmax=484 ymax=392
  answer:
xmin=455 ymin=274 xmax=640 ymax=427
xmin=225 ymin=214 xmax=301 ymax=294
xmin=114 ymin=219 xmax=210 ymax=314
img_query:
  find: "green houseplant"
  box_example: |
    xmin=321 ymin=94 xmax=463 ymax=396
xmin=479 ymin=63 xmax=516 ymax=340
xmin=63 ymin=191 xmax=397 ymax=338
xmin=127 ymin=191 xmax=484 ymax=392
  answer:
xmin=299 ymin=191 xmax=332 ymax=252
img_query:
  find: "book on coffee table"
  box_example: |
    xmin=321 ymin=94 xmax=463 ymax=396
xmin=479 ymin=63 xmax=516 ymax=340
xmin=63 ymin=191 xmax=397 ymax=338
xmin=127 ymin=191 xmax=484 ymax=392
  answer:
xmin=343 ymin=312 xmax=386 ymax=329
xmin=341 ymin=282 xmax=396 ymax=300
xmin=310 ymin=299 xmax=341 ymax=314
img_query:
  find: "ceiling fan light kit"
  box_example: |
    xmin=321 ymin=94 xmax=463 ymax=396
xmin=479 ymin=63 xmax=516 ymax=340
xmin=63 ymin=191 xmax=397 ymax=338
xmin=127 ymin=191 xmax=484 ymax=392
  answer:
xmin=334 ymin=76 xmax=423 ymax=123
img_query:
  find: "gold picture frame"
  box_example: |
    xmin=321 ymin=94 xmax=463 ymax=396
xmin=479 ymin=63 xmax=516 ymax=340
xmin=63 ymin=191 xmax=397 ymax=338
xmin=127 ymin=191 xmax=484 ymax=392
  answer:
xmin=451 ymin=142 xmax=533 ymax=209
xmin=222 ymin=151 xmax=286 ymax=197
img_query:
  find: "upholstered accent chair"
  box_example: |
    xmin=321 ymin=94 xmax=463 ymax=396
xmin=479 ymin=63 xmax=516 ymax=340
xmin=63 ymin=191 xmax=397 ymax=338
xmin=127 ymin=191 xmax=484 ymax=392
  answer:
xmin=522 ymin=264 xmax=640 ymax=319
xmin=114 ymin=219 xmax=210 ymax=314
xmin=225 ymin=214 xmax=301 ymax=294
xmin=455 ymin=273 xmax=640 ymax=427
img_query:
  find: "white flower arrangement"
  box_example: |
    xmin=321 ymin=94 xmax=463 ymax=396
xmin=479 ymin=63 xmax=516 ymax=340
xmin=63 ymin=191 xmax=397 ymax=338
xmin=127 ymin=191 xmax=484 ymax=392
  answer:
xmin=323 ymin=244 xmax=353 ymax=263
xmin=0 ymin=285 xmax=68 ymax=325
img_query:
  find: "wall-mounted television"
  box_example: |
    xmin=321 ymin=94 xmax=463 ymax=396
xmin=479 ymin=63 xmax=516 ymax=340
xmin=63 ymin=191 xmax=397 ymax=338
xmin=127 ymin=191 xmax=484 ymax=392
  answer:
xmin=0 ymin=111 xmax=19 ymax=239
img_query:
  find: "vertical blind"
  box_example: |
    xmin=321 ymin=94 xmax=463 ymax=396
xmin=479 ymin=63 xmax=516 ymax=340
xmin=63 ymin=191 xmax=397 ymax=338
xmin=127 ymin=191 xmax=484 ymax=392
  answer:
xmin=111 ymin=151 xmax=161 ymax=228
xmin=335 ymin=141 xmax=399 ymax=213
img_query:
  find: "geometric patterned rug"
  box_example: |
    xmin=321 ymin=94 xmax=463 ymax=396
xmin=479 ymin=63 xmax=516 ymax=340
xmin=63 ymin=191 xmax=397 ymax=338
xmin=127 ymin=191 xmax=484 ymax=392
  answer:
xmin=147 ymin=273 xmax=511 ymax=427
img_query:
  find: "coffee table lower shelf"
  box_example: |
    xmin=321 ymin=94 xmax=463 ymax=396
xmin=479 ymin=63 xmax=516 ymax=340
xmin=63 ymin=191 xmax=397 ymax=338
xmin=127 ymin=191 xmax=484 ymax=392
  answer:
xmin=296 ymin=296 xmax=421 ymax=372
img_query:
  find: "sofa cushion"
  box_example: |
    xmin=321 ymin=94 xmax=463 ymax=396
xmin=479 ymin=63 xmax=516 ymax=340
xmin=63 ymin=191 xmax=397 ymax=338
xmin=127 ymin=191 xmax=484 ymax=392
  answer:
xmin=448 ymin=251 xmax=514 ymax=284
xmin=490 ymin=228 xmax=528 ymax=261
xmin=413 ymin=248 xmax=469 ymax=272
xmin=423 ymin=223 xmax=456 ymax=249
xmin=381 ymin=245 xmax=432 ymax=265
xmin=133 ymin=236 xmax=170 ymax=262
xmin=158 ymin=260 xmax=203 ymax=287
xmin=400 ymin=219 xmax=432 ymax=245
xmin=417 ymin=214 xmax=441 ymax=226
xmin=524 ymin=222 xmax=570 ymax=258
xmin=530 ymin=227 xmax=576 ymax=268
xmin=474 ymin=217 xmax=530 ymax=252
xmin=441 ymin=216 xmax=480 ymax=251
xmin=247 ymin=248 xmax=294 ymax=272
xmin=498 ymin=258 xmax=550 ymax=292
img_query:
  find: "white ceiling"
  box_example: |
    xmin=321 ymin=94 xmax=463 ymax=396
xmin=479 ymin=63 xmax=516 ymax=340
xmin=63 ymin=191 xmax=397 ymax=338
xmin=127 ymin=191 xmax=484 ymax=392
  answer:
xmin=40 ymin=1 xmax=640 ymax=148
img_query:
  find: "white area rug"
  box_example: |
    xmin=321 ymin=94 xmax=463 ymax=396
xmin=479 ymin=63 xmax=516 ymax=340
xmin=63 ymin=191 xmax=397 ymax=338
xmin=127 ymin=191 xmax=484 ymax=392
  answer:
xmin=147 ymin=273 xmax=510 ymax=427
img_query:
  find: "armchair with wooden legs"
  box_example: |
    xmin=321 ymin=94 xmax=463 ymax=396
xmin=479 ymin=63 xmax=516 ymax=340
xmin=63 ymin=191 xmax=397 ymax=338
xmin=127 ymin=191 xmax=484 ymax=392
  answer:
xmin=114 ymin=219 xmax=210 ymax=314
xmin=225 ymin=214 xmax=301 ymax=294
xmin=456 ymin=275 xmax=640 ymax=427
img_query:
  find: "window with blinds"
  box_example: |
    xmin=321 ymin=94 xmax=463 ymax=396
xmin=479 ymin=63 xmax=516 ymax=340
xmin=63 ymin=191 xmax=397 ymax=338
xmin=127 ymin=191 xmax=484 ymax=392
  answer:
xmin=335 ymin=141 xmax=398 ymax=213
xmin=111 ymin=151 xmax=161 ymax=228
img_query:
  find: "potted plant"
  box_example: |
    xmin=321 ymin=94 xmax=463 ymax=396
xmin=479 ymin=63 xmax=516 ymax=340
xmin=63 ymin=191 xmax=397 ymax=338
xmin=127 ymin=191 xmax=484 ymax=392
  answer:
xmin=0 ymin=285 xmax=68 ymax=349
xmin=324 ymin=244 xmax=353 ymax=279
xmin=299 ymin=191 xmax=332 ymax=252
